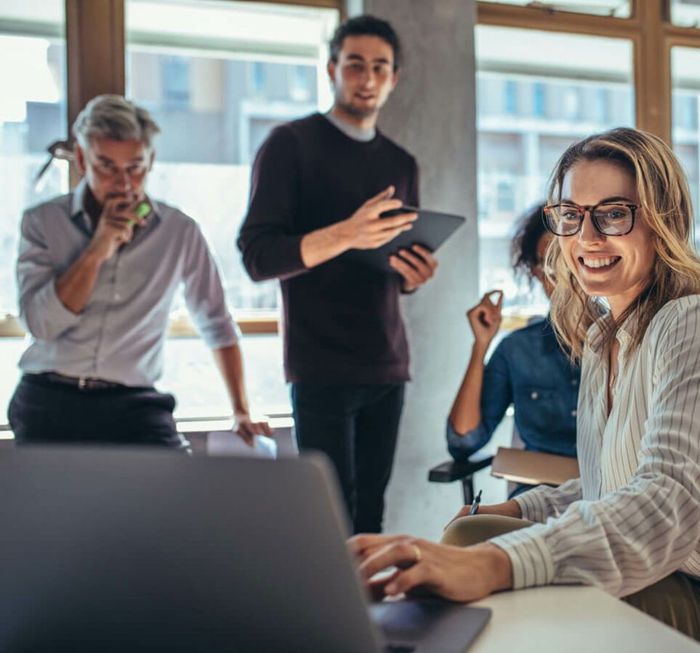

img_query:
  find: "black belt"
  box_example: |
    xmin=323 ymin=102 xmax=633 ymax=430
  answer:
xmin=34 ymin=372 xmax=126 ymax=391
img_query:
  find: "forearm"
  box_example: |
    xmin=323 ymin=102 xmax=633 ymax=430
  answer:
xmin=448 ymin=343 xmax=488 ymax=434
xmin=212 ymin=344 xmax=250 ymax=415
xmin=55 ymin=249 xmax=105 ymax=314
xmin=300 ymin=221 xmax=352 ymax=269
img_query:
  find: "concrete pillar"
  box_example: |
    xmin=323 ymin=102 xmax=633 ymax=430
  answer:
xmin=350 ymin=0 xmax=479 ymax=538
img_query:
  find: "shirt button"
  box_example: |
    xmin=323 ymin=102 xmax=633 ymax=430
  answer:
xmin=571 ymin=379 xmax=578 ymax=386
xmin=571 ymin=410 xmax=577 ymax=417
xmin=530 ymin=391 xmax=539 ymax=400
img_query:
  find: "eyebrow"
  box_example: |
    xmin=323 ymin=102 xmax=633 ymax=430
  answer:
xmin=96 ymin=155 xmax=145 ymax=164
xmin=560 ymin=195 xmax=635 ymax=204
xmin=345 ymin=53 xmax=392 ymax=65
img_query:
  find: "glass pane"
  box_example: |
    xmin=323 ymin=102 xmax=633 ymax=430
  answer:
xmin=672 ymin=47 xmax=700 ymax=242
xmin=476 ymin=25 xmax=634 ymax=321
xmin=125 ymin=0 xmax=337 ymax=315
xmin=0 ymin=1 xmax=68 ymax=317
xmin=0 ymin=1 xmax=67 ymax=428
xmin=671 ymin=0 xmax=700 ymax=28
xmin=125 ymin=0 xmax=338 ymax=418
xmin=481 ymin=0 xmax=630 ymax=18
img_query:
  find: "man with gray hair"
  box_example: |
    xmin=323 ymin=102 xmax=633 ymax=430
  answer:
xmin=8 ymin=94 xmax=270 ymax=448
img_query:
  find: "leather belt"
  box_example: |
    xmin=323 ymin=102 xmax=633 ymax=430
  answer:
xmin=36 ymin=372 xmax=125 ymax=391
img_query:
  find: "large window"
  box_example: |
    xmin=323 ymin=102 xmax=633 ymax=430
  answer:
xmin=672 ymin=46 xmax=700 ymax=230
xmin=125 ymin=0 xmax=338 ymax=420
xmin=476 ymin=25 xmax=634 ymax=322
xmin=0 ymin=0 xmax=67 ymax=426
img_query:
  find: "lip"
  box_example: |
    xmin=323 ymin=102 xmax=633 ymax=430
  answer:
xmin=355 ymin=93 xmax=376 ymax=101
xmin=577 ymin=254 xmax=622 ymax=271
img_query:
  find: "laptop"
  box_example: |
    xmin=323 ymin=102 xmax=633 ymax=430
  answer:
xmin=345 ymin=206 xmax=466 ymax=273
xmin=0 ymin=448 xmax=490 ymax=652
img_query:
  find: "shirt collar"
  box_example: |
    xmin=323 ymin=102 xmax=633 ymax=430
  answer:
xmin=587 ymin=311 xmax=634 ymax=355
xmin=323 ymin=111 xmax=376 ymax=142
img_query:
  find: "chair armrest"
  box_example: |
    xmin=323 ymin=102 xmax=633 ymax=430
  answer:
xmin=428 ymin=451 xmax=494 ymax=483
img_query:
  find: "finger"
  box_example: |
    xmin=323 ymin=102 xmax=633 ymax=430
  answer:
xmin=489 ymin=290 xmax=504 ymax=307
xmin=397 ymin=249 xmax=435 ymax=278
xmin=410 ymin=245 xmax=438 ymax=268
xmin=369 ymin=199 xmax=409 ymax=220
xmin=257 ymin=421 xmax=274 ymax=436
xmin=389 ymin=256 xmax=422 ymax=288
xmin=348 ymin=533 xmax=404 ymax=559
xmin=368 ymin=569 xmax=401 ymax=601
xmin=235 ymin=421 xmax=256 ymax=438
xmin=376 ymin=210 xmax=418 ymax=228
xmin=358 ymin=540 xmax=421 ymax=581
xmin=384 ymin=563 xmax=433 ymax=597
xmin=237 ymin=431 xmax=254 ymax=446
xmin=364 ymin=185 xmax=395 ymax=206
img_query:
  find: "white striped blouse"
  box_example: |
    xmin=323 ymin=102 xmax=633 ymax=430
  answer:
xmin=490 ymin=295 xmax=700 ymax=597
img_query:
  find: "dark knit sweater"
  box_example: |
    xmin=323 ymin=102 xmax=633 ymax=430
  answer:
xmin=238 ymin=113 xmax=419 ymax=383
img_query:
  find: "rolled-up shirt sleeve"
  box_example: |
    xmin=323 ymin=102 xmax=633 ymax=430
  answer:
xmin=17 ymin=207 xmax=81 ymax=341
xmin=182 ymin=220 xmax=239 ymax=349
xmin=491 ymin=299 xmax=700 ymax=597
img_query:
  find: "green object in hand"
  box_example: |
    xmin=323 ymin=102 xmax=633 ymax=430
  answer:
xmin=135 ymin=201 xmax=151 ymax=219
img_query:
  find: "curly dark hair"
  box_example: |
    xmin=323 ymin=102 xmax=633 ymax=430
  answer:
xmin=511 ymin=202 xmax=548 ymax=283
xmin=329 ymin=15 xmax=402 ymax=70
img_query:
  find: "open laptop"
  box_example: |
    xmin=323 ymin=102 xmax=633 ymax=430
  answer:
xmin=0 ymin=448 xmax=490 ymax=652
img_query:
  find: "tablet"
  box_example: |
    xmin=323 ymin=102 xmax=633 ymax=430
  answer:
xmin=344 ymin=206 xmax=466 ymax=273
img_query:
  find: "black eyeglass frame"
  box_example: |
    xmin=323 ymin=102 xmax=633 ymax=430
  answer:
xmin=542 ymin=202 xmax=638 ymax=237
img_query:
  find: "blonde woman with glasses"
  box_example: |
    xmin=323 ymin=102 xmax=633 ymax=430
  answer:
xmin=350 ymin=127 xmax=700 ymax=639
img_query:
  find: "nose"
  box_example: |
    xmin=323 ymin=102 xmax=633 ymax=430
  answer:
xmin=112 ymin=169 xmax=133 ymax=190
xmin=578 ymin=210 xmax=604 ymax=245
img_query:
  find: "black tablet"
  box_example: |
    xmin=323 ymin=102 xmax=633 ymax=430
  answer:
xmin=344 ymin=206 xmax=466 ymax=273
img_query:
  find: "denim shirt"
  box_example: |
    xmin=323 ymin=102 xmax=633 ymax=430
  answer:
xmin=447 ymin=317 xmax=579 ymax=462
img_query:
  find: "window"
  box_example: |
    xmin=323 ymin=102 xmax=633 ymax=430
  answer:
xmin=125 ymin=0 xmax=339 ymax=420
xmin=481 ymin=0 xmax=631 ymax=18
xmin=672 ymin=46 xmax=700 ymax=237
xmin=0 ymin=0 xmax=67 ymax=426
xmin=476 ymin=25 xmax=634 ymax=321
xmin=671 ymin=0 xmax=700 ymax=27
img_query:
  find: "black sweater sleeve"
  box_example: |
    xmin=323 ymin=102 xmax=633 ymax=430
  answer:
xmin=237 ymin=125 xmax=307 ymax=282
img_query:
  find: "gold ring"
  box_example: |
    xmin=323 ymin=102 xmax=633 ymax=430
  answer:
xmin=411 ymin=544 xmax=422 ymax=564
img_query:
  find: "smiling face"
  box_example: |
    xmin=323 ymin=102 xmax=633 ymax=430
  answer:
xmin=558 ymin=159 xmax=656 ymax=318
xmin=327 ymin=35 xmax=398 ymax=127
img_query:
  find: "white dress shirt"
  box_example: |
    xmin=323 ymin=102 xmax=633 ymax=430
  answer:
xmin=16 ymin=181 xmax=239 ymax=387
xmin=491 ymin=295 xmax=700 ymax=597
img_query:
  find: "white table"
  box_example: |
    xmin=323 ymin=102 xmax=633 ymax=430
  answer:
xmin=470 ymin=585 xmax=700 ymax=652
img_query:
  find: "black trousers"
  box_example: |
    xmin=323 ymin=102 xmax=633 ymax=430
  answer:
xmin=8 ymin=374 xmax=189 ymax=449
xmin=290 ymin=382 xmax=405 ymax=534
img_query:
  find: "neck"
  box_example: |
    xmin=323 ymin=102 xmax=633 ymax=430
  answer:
xmin=330 ymin=103 xmax=378 ymax=131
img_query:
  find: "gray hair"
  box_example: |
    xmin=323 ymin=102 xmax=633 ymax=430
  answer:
xmin=72 ymin=94 xmax=160 ymax=150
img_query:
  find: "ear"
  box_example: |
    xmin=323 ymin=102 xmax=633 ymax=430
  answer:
xmin=390 ymin=68 xmax=400 ymax=92
xmin=327 ymin=59 xmax=337 ymax=84
xmin=73 ymin=143 xmax=87 ymax=176
xmin=147 ymin=149 xmax=155 ymax=172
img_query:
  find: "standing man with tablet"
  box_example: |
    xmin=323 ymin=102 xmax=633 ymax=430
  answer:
xmin=238 ymin=15 xmax=438 ymax=533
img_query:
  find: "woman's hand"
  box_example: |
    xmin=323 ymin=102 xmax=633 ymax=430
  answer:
xmin=348 ymin=534 xmax=512 ymax=602
xmin=467 ymin=290 xmax=504 ymax=349
xmin=447 ymin=500 xmax=522 ymax=528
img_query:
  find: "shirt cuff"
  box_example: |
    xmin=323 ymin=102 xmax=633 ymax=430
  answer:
xmin=23 ymin=280 xmax=81 ymax=339
xmin=514 ymin=487 xmax=551 ymax=523
xmin=199 ymin=316 xmax=240 ymax=349
xmin=490 ymin=525 xmax=555 ymax=589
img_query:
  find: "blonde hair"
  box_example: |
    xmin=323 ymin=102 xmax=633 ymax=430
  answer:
xmin=546 ymin=127 xmax=700 ymax=360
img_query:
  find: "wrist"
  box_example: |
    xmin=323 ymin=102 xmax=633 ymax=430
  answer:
xmin=478 ymin=543 xmax=513 ymax=592
xmin=329 ymin=219 xmax=354 ymax=253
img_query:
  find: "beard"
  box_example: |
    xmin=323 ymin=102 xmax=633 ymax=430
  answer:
xmin=335 ymin=97 xmax=379 ymax=120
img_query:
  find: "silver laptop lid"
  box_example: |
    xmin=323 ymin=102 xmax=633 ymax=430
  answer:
xmin=0 ymin=448 xmax=385 ymax=652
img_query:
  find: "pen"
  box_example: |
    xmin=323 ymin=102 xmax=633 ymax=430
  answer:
xmin=469 ymin=489 xmax=482 ymax=516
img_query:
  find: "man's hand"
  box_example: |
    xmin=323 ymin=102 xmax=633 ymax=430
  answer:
xmin=349 ymin=534 xmax=512 ymax=603
xmin=389 ymin=244 xmax=438 ymax=292
xmin=233 ymin=411 xmax=273 ymax=446
xmin=335 ymin=186 xmax=417 ymax=251
xmin=86 ymin=194 xmax=147 ymax=262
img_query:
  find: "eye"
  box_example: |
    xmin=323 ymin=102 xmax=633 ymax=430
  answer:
xmin=596 ymin=206 xmax=629 ymax=220
xmin=559 ymin=206 xmax=579 ymax=221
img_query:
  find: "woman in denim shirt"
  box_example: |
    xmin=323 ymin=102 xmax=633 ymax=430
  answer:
xmin=447 ymin=205 xmax=580 ymax=490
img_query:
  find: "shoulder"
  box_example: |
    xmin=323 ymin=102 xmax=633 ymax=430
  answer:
xmin=150 ymin=201 xmax=202 ymax=236
xmin=23 ymin=193 xmax=72 ymax=221
xmin=376 ymin=131 xmax=418 ymax=168
xmin=267 ymin=113 xmax=324 ymax=146
xmin=646 ymin=295 xmax=700 ymax=349
xmin=499 ymin=318 xmax=548 ymax=349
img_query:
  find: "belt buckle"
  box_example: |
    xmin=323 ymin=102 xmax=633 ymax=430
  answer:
xmin=78 ymin=377 xmax=87 ymax=390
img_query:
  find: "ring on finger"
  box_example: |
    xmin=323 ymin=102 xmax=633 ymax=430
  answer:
xmin=411 ymin=543 xmax=422 ymax=564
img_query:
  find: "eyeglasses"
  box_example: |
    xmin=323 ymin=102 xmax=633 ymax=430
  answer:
xmin=87 ymin=155 xmax=150 ymax=181
xmin=543 ymin=202 xmax=638 ymax=237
